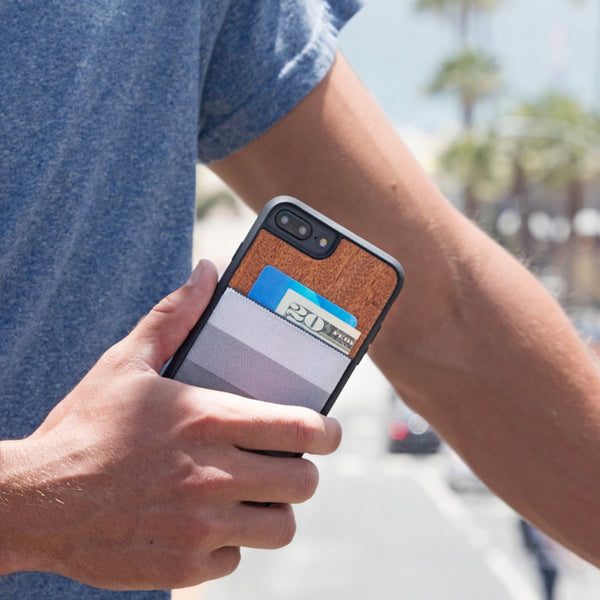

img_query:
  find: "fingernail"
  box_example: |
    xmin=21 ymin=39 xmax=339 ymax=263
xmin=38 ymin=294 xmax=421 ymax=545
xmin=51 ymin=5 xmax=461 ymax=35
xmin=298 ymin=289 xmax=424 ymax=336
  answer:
xmin=187 ymin=260 xmax=207 ymax=285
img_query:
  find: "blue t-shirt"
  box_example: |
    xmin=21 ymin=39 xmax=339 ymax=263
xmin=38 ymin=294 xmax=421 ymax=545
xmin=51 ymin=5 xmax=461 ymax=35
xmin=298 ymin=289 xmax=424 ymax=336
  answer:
xmin=0 ymin=0 xmax=360 ymax=597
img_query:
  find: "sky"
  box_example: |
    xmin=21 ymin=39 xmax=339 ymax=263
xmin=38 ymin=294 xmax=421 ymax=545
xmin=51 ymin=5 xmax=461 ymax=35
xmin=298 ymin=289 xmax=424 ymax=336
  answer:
xmin=338 ymin=0 xmax=600 ymax=132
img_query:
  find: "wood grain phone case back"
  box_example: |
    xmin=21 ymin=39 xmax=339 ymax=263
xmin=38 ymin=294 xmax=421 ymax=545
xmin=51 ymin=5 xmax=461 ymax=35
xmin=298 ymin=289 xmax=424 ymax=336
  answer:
xmin=170 ymin=202 xmax=401 ymax=415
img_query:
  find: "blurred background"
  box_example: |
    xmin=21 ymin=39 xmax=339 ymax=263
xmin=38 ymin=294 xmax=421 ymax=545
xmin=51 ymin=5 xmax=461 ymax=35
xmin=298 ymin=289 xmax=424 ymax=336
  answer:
xmin=175 ymin=1 xmax=600 ymax=598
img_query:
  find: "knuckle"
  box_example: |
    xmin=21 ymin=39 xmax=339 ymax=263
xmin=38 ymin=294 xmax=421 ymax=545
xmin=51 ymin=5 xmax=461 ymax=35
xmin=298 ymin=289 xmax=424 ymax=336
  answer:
xmin=185 ymin=466 xmax=231 ymax=503
xmin=179 ymin=522 xmax=211 ymax=551
xmin=273 ymin=507 xmax=297 ymax=548
xmin=97 ymin=337 xmax=153 ymax=377
xmin=164 ymin=546 xmax=240 ymax=589
xmin=328 ymin=417 xmax=343 ymax=452
xmin=166 ymin=547 xmax=241 ymax=587
xmin=151 ymin=291 xmax=179 ymax=316
xmin=214 ymin=546 xmax=242 ymax=577
xmin=170 ymin=520 xmax=210 ymax=552
xmin=303 ymin=461 xmax=319 ymax=500
xmin=290 ymin=413 xmax=319 ymax=449
xmin=289 ymin=411 xmax=339 ymax=453
xmin=177 ymin=512 xmax=229 ymax=552
xmin=163 ymin=556 xmax=201 ymax=588
xmin=295 ymin=460 xmax=319 ymax=502
xmin=189 ymin=402 xmax=226 ymax=443
xmin=97 ymin=342 xmax=128 ymax=372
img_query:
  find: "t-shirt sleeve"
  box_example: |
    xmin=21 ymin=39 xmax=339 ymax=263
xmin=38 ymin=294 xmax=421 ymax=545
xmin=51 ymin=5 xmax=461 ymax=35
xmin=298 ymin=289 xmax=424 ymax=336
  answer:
xmin=197 ymin=0 xmax=363 ymax=163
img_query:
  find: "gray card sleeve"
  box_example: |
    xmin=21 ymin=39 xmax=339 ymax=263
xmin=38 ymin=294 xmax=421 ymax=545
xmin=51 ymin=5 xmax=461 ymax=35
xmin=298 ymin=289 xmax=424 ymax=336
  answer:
xmin=175 ymin=288 xmax=351 ymax=412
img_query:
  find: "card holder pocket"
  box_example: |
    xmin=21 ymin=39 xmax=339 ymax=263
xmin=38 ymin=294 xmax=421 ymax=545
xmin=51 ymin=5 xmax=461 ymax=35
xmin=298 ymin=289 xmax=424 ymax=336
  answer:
xmin=174 ymin=288 xmax=351 ymax=413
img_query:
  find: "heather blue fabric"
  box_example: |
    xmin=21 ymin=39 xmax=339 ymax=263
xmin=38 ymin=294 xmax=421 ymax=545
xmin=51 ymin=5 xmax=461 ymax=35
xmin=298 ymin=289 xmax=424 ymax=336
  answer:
xmin=0 ymin=0 xmax=361 ymax=597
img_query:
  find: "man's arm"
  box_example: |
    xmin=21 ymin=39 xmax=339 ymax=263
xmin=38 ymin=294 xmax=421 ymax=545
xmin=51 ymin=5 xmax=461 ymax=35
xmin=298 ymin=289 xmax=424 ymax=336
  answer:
xmin=211 ymin=52 xmax=600 ymax=567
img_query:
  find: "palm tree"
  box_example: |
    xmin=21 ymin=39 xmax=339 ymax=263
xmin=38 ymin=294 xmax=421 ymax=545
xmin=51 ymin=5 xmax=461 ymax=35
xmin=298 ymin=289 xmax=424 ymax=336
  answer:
xmin=428 ymin=51 xmax=502 ymax=220
xmin=428 ymin=50 xmax=501 ymax=128
xmin=502 ymin=93 xmax=600 ymax=301
xmin=414 ymin=0 xmax=504 ymax=221
xmin=513 ymin=93 xmax=600 ymax=222
xmin=437 ymin=128 xmax=508 ymax=220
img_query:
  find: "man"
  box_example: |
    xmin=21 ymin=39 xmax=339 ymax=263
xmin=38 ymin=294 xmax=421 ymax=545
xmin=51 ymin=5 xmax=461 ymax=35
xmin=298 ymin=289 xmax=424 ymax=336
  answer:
xmin=1 ymin=1 xmax=599 ymax=599
xmin=1 ymin=1 xmax=351 ymax=597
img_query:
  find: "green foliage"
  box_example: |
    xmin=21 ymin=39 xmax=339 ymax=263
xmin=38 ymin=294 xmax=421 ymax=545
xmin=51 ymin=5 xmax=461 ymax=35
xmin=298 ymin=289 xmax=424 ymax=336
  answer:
xmin=414 ymin=0 xmax=503 ymax=16
xmin=438 ymin=129 xmax=510 ymax=202
xmin=415 ymin=0 xmax=600 ymax=239
xmin=195 ymin=191 xmax=238 ymax=220
xmin=428 ymin=51 xmax=501 ymax=127
xmin=436 ymin=94 xmax=600 ymax=202
xmin=508 ymin=93 xmax=600 ymax=191
xmin=428 ymin=51 xmax=500 ymax=98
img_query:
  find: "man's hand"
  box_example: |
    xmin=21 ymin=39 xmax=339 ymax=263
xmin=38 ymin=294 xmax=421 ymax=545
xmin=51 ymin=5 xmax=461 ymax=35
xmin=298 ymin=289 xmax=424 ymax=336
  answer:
xmin=0 ymin=260 xmax=342 ymax=590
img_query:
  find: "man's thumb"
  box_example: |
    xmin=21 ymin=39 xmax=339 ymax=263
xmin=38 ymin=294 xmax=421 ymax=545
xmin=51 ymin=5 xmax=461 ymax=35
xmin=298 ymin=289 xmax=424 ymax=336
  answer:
xmin=128 ymin=259 xmax=219 ymax=372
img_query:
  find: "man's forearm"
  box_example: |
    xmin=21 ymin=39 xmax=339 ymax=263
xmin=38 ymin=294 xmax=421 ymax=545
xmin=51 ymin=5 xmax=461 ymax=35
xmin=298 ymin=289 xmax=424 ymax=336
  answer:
xmin=212 ymin=52 xmax=600 ymax=566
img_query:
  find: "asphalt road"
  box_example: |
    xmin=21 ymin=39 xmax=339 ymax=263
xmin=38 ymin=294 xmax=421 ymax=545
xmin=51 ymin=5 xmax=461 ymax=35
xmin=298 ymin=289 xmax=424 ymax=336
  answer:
xmin=174 ymin=357 xmax=600 ymax=600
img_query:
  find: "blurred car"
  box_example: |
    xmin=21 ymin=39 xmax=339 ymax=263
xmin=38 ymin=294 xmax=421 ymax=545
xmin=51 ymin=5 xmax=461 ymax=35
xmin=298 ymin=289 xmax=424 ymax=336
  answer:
xmin=387 ymin=395 xmax=441 ymax=454
xmin=445 ymin=447 xmax=489 ymax=493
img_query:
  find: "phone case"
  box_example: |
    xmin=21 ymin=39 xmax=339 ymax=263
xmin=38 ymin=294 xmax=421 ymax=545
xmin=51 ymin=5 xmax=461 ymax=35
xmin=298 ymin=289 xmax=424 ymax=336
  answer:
xmin=163 ymin=196 xmax=404 ymax=417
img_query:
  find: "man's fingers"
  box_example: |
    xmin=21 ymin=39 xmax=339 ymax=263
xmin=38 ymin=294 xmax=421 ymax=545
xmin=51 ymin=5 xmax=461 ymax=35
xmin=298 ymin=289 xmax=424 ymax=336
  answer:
xmin=238 ymin=405 xmax=342 ymax=456
xmin=190 ymin=446 xmax=321 ymax=505
xmin=224 ymin=502 xmax=297 ymax=550
xmin=184 ymin=390 xmax=343 ymax=456
xmin=167 ymin=505 xmax=296 ymax=587
xmin=236 ymin=410 xmax=342 ymax=455
xmin=128 ymin=259 xmax=218 ymax=372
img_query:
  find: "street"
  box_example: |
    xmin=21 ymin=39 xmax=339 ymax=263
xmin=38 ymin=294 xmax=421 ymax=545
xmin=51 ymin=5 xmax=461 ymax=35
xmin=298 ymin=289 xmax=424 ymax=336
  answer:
xmin=173 ymin=356 xmax=600 ymax=600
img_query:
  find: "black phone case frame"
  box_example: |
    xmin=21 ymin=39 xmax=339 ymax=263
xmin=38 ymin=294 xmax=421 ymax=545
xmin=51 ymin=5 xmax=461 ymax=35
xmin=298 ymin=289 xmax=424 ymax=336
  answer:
xmin=163 ymin=195 xmax=404 ymax=417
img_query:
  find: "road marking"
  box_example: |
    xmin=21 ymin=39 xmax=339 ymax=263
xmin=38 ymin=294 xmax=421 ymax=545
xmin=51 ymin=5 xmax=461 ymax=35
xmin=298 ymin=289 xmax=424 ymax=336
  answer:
xmin=485 ymin=548 xmax=540 ymax=600
xmin=417 ymin=465 xmax=471 ymax=523
xmin=467 ymin=527 xmax=492 ymax=548
xmin=416 ymin=465 xmax=540 ymax=600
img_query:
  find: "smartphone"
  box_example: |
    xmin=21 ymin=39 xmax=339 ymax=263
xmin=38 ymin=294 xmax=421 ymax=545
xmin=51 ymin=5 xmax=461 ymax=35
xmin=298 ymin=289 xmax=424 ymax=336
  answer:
xmin=163 ymin=196 xmax=404 ymax=418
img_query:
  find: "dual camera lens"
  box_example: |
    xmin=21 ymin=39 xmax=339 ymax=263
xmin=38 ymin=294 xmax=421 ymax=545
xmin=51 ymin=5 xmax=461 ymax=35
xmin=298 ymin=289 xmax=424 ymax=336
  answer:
xmin=276 ymin=210 xmax=312 ymax=241
xmin=274 ymin=207 xmax=334 ymax=255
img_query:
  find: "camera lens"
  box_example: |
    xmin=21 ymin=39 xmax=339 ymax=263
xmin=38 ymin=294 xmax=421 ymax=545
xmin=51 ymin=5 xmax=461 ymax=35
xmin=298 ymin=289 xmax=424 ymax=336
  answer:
xmin=276 ymin=210 xmax=312 ymax=240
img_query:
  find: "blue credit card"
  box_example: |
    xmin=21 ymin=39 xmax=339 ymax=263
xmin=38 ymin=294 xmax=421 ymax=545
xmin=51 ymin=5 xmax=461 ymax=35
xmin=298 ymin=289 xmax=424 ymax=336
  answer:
xmin=248 ymin=265 xmax=358 ymax=327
